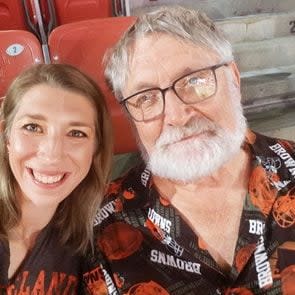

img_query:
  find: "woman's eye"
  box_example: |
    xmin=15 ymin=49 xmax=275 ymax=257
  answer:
xmin=69 ymin=130 xmax=87 ymax=138
xmin=23 ymin=123 xmax=42 ymax=133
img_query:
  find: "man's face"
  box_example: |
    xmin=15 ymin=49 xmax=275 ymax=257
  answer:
xmin=122 ymin=33 xmax=247 ymax=182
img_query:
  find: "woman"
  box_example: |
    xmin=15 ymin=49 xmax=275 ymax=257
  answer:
xmin=0 ymin=64 xmax=112 ymax=293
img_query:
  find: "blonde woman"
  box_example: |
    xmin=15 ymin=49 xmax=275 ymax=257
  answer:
xmin=0 ymin=64 xmax=112 ymax=293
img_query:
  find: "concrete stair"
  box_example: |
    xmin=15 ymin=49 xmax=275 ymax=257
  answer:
xmin=233 ymin=37 xmax=295 ymax=72
xmin=127 ymin=0 xmax=295 ymax=19
xmin=217 ymin=12 xmax=295 ymax=141
xmin=217 ymin=11 xmax=295 ymax=42
xmin=240 ymin=66 xmax=295 ymax=105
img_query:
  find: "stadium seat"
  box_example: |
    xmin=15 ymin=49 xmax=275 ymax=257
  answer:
xmin=52 ymin=0 xmax=113 ymax=25
xmin=0 ymin=30 xmax=43 ymax=97
xmin=48 ymin=17 xmax=137 ymax=154
xmin=0 ymin=0 xmax=27 ymax=30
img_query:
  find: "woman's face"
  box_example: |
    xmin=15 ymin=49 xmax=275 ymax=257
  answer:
xmin=6 ymin=83 xmax=97 ymax=208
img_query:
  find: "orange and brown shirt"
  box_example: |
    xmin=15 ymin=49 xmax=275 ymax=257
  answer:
xmin=84 ymin=131 xmax=295 ymax=295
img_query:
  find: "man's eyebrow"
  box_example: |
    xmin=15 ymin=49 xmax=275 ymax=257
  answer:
xmin=130 ymin=67 xmax=195 ymax=94
xmin=131 ymin=81 xmax=157 ymax=93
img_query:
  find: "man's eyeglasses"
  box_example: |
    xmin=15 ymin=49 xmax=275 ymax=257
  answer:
xmin=120 ymin=62 xmax=230 ymax=122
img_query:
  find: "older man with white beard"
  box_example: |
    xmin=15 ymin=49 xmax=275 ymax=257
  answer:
xmin=84 ymin=6 xmax=295 ymax=295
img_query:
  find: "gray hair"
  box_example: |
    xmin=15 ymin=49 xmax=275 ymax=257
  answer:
xmin=104 ymin=5 xmax=233 ymax=100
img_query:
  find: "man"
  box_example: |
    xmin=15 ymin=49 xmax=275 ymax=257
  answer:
xmin=85 ymin=6 xmax=295 ymax=295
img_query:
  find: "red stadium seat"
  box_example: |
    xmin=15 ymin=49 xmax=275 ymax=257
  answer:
xmin=0 ymin=30 xmax=43 ymax=97
xmin=0 ymin=0 xmax=27 ymax=30
xmin=53 ymin=0 xmax=113 ymax=25
xmin=48 ymin=17 xmax=137 ymax=154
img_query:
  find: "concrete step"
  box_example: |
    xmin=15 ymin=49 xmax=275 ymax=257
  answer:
xmin=248 ymin=106 xmax=295 ymax=141
xmin=241 ymin=65 xmax=295 ymax=104
xmin=127 ymin=0 xmax=295 ymax=19
xmin=242 ymin=65 xmax=295 ymax=141
xmin=233 ymin=36 xmax=295 ymax=72
xmin=262 ymin=126 xmax=295 ymax=141
xmin=217 ymin=11 xmax=295 ymax=43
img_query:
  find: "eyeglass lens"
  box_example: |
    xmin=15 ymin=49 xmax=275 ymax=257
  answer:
xmin=126 ymin=68 xmax=217 ymax=121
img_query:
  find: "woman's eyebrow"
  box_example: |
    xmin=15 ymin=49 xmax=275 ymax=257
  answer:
xmin=18 ymin=114 xmax=94 ymax=128
xmin=67 ymin=121 xmax=95 ymax=128
xmin=17 ymin=114 xmax=46 ymax=121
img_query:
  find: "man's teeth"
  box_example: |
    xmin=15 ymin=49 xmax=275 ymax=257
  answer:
xmin=33 ymin=171 xmax=64 ymax=184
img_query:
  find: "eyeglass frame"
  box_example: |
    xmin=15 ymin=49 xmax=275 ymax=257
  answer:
xmin=120 ymin=62 xmax=230 ymax=122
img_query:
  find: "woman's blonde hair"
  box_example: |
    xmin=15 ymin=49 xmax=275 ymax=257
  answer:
xmin=0 ymin=64 xmax=113 ymax=253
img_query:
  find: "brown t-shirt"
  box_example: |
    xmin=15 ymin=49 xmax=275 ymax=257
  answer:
xmin=0 ymin=221 xmax=83 ymax=294
xmin=84 ymin=131 xmax=295 ymax=295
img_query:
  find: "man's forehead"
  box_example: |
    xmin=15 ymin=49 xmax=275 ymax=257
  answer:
xmin=131 ymin=33 xmax=203 ymax=61
xmin=129 ymin=33 xmax=219 ymax=68
xmin=123 ymin=33 xmax=221 ymax=95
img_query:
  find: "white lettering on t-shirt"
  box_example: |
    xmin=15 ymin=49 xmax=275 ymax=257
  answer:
xmin=94 ymin=201 xmax=116 ymax=226
xmin=254 ymin=236 xmax=273 ymax=288
xmin=269 ymin=143 xmax=295 ymax=177
xmin=148 ymin=208 xmax=172 ymax=233
xmin=249 ymin=219 xmax=265 ymax=235
xmin=150 ymin=249 xmax=201 ymax=274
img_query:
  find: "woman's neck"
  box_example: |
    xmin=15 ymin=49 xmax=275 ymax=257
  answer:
xmin=11 ymin=196 xmax=58 ymax=242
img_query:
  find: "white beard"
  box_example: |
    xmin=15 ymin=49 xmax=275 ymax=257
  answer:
xmin=144 ymin=103 xmax=247 ymax=183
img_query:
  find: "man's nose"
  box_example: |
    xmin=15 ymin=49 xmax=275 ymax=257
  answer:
xmin=37 ymin=134 xmax=65 ymax=163
xmin=163 ymin=88 xmax=196 ymax=127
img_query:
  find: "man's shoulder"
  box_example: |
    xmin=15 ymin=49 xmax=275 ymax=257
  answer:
xmin=94 ymin=161 xmax=152 ymax=227
xmin=106 ymin=160 xmax=151 ymax=198
xmin=249 ymin=130 xmax=295 ymax=155
xmin=250 ymin=130 xmax=295 ymax=182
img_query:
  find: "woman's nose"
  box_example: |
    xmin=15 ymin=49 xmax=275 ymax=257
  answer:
xmin=37 ymin=134 xmax=65 ymax=163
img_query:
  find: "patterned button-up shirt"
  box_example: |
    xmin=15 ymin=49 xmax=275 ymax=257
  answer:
xmin=83 ymin=131 xmax=295 ymax=295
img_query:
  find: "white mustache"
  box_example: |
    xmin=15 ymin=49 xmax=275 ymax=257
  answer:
xmin=155 ymin=117 xmax=218 ymax=147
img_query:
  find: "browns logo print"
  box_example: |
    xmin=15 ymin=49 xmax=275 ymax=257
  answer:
xmin=224 ymin=287 xmax=254 ymax=295
xmin=125 ymin=281 xmax=169 ymax=295
xmin=106 ymin=179 xmax=124 ymax=197
xmin=249 ymin=166 xmax=277 ymax=215
xmin=281 ymin=264 xmax=295 ymax=295
xmin=145 ymin=219 xmax=165 ymax=241
xmin=273 ymin=188 xmax=295 ymax=228
xmin=98 ymin=222 xmax=143 ymax=260
xmin=83 ymin=267 xmax=108 ymax=294
xmin=114 ymin=272 xmax=125 ymax=289
xmin=114 ymin=198 xmax=123 ymax=212
xmin=123 ymin=187 xmax=136 ymax=200
xmin=235 ymin=244 xmax=256 ymax=273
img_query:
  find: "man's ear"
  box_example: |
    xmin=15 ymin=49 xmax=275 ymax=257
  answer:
xmin=230 ymin=61 xmax=240 ymax=88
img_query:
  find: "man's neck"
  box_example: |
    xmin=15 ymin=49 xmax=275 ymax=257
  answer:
xmin=153 ymin=147 xmax=251 ymax=205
